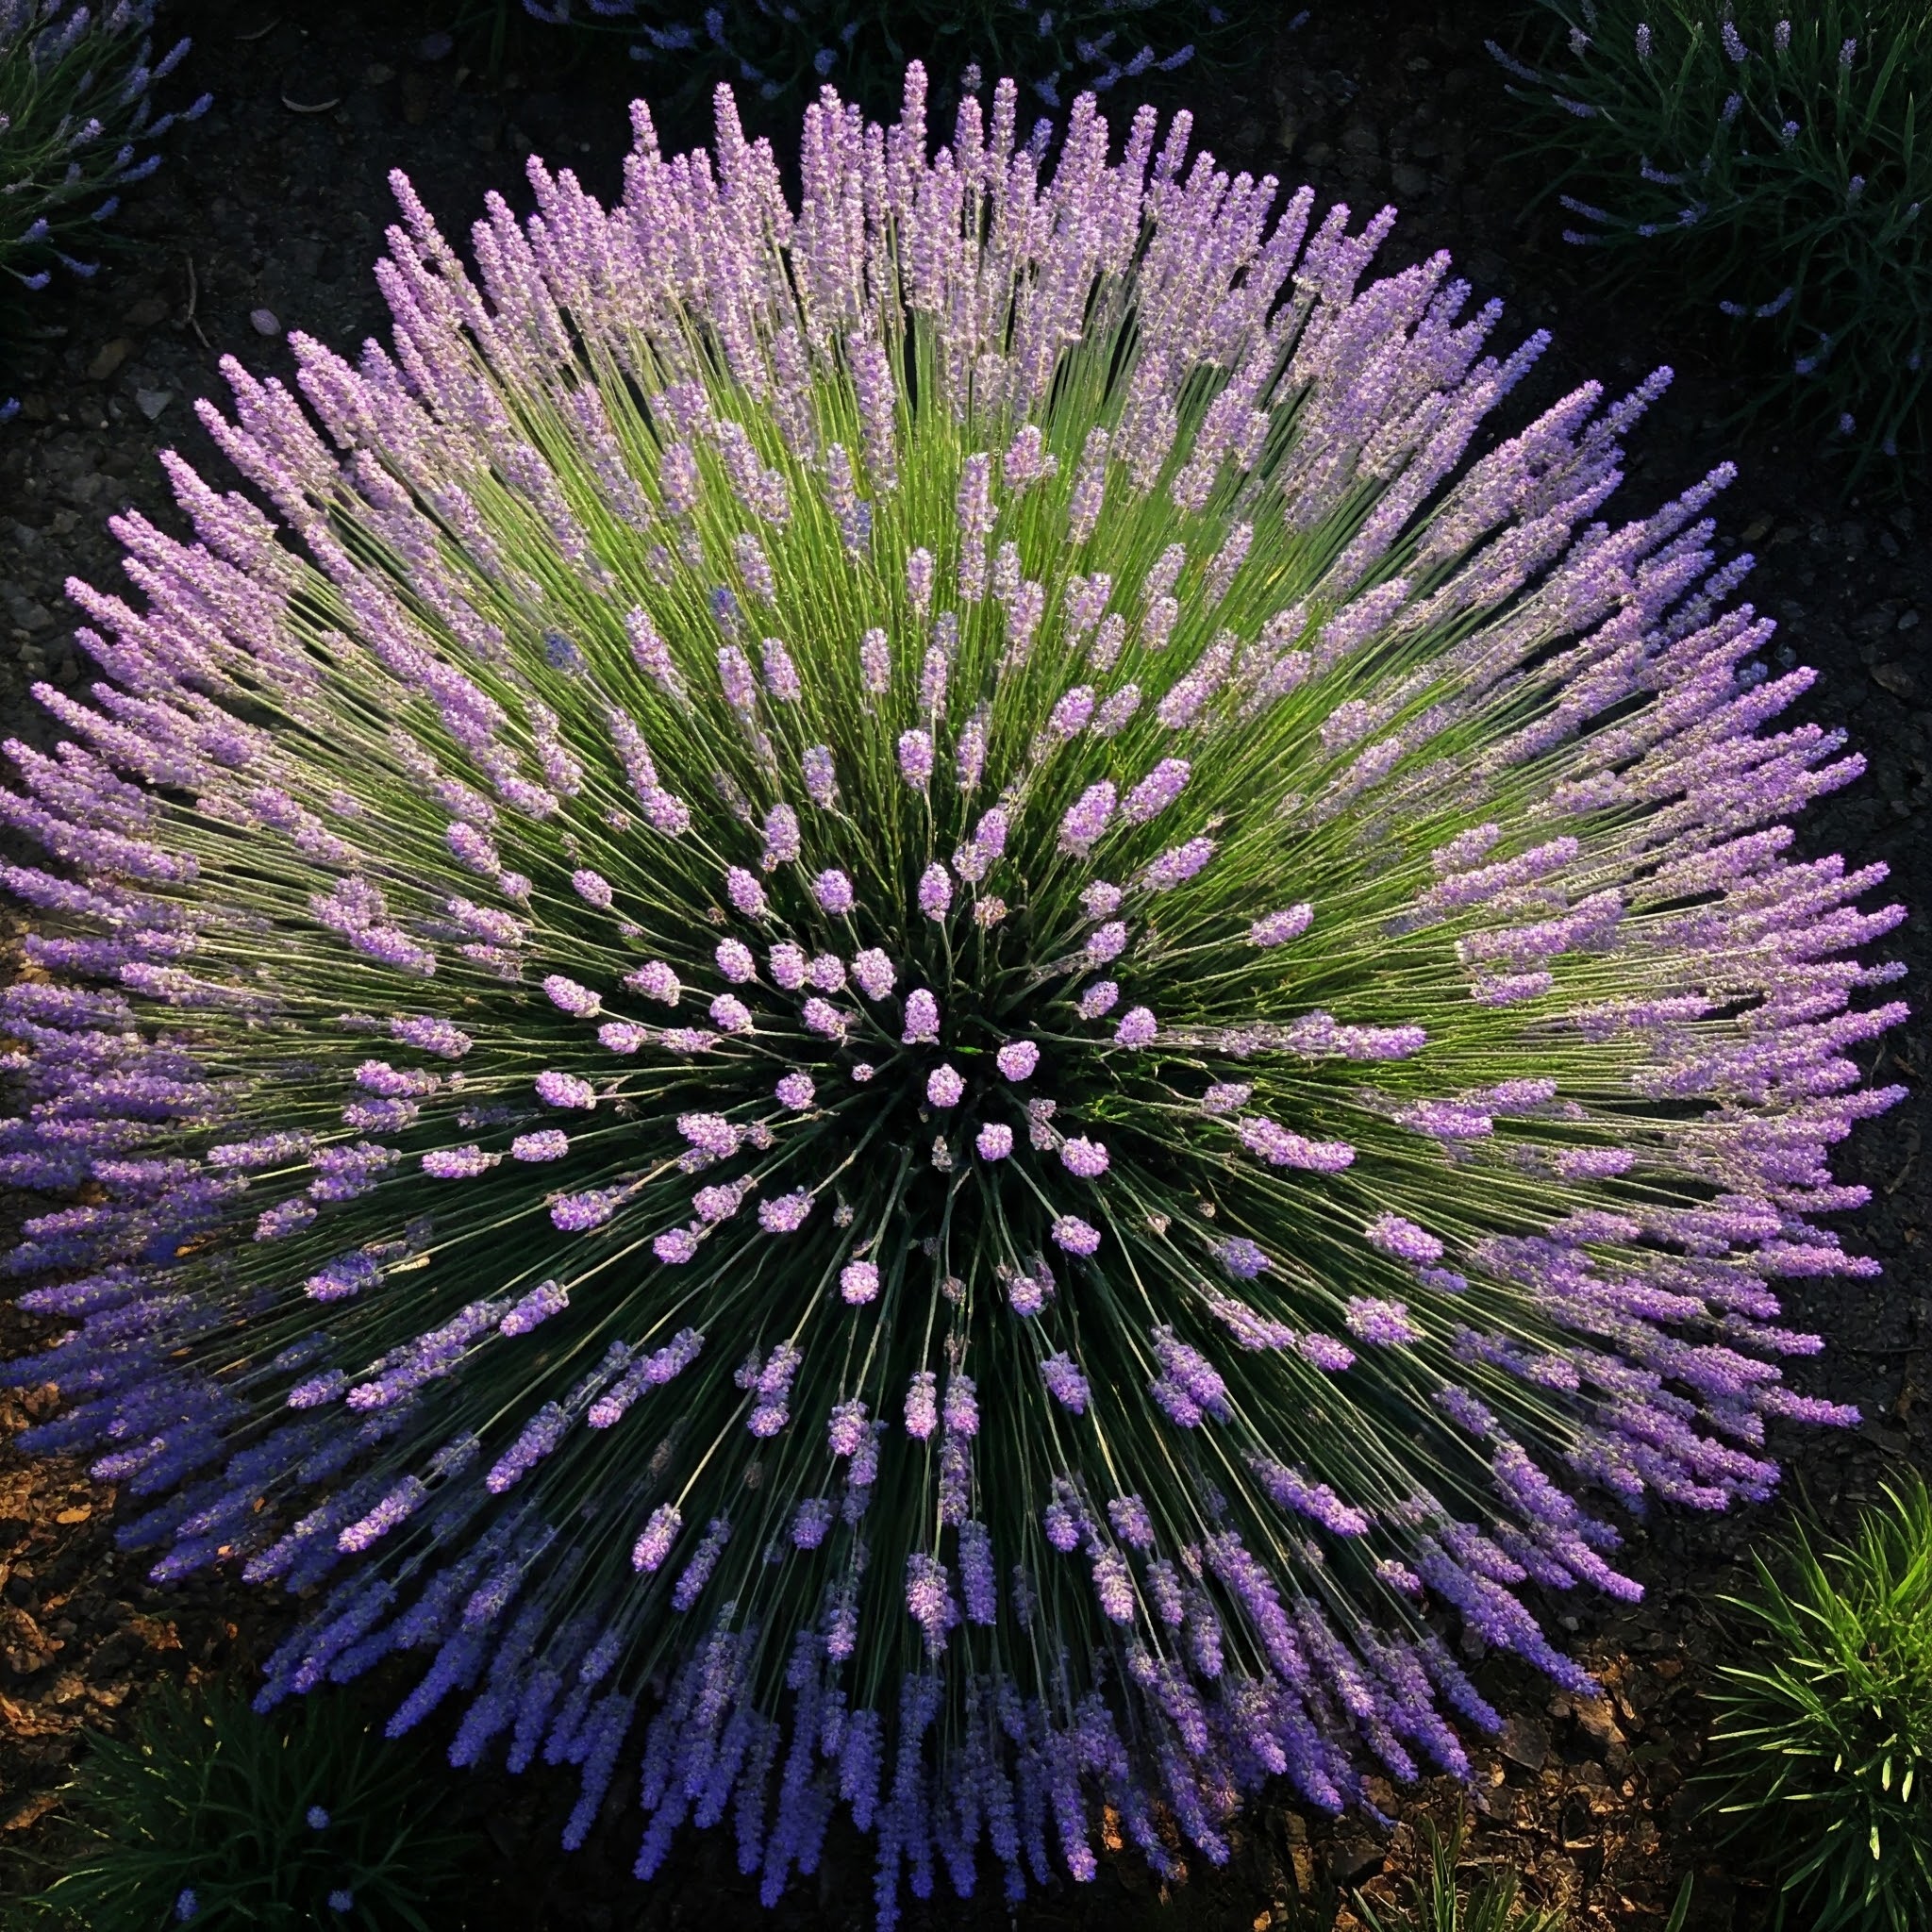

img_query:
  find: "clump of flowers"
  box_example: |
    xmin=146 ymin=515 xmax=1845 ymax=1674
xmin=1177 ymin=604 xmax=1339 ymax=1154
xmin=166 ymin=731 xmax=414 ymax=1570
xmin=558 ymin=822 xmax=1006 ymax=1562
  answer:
xmin=0 ymin=63 xmax=1904 ymax=1921
xmin=0 ymin=0 xmax=210 ymax=323
xmin=1491 ymin=1 xmax=1932 ymax=479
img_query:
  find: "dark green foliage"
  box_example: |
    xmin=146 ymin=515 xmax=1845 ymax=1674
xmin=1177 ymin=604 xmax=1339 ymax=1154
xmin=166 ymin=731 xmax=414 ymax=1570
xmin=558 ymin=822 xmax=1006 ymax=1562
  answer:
xmin=1705 ymin=1473 xmax=1932 ymax=1932
xmin=1492 ymin=1 xmax=1932 ymax=485
xmin=1350 ymin=1820 xmax=1569 ymax=1932
xmin=28 ymin=1679 xmax=473 ymax=1931
xmin=465 ymin=0 xmax=1243 ymax=124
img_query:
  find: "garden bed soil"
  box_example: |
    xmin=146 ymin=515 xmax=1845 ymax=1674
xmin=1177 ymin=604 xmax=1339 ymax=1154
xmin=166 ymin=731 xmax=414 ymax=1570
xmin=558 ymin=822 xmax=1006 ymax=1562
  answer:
xmin=1 ymin=1 xmax=1927 ymax=1925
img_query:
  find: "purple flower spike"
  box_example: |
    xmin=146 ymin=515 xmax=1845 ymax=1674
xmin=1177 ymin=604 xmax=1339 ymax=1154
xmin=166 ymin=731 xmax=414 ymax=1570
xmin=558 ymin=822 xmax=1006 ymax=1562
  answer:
xmin=1114 ymin=1007 xmax=1158 ymax=1048
xmin=1345 ymin=1297 xmax=1419 ymax=1346
xmin=1367 ymin=1214 xmax=1444 ymax=1266
xmin=976 ymin=1124 xmax=1013 ymax=1161
xmin=537 ymin=1071 xmax=597 ymax=1109
xmin=917 ymin=863 xmax=952 ymax=921
xmin=841 ymin=1259 xmax=880 ymax=1304
xmin=1060 ymin=1137 xmax=1109 ymax=1178
xmin=775 ymin=1072 xmax=815 ymax=1109
xmin=1040 ymin=1352 xmax=1089 ymax=1413
xmin=926 ymin=1065 xmax=965 ymax=1108
xmin=1052 ymin=1215 xmax=1102 ymax=1256
xmin=814 ymin=869 xmax=856 ymax=914
xmin=996 ymin=1040 xmax=1040 ymax=1080
xmin=902 ymin=989 xmax=940 ymax=1042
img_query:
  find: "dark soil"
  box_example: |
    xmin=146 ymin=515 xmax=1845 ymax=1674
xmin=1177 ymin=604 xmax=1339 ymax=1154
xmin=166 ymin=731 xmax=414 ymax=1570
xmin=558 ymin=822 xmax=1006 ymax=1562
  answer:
xmin=2 ymin=0 xmax=1928 ymax=1926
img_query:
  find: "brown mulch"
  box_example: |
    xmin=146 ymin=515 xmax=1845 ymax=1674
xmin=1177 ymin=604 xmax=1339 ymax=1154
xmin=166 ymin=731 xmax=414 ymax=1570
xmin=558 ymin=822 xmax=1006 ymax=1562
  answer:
xmin=3 ymin=0 xmax=1929 ymax=1926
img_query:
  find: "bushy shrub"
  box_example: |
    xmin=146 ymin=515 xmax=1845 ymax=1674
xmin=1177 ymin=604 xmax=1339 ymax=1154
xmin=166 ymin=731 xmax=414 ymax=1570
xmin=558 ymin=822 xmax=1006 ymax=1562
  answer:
xmin=1490 ymin=1 xmax=1932 ymax=479
xmin=30 ymin=1680 xmax=470 ymax=1930
xmin=0 ymin=63 xmax=1904 ymax=1924
xmin=0 ymin=0 xmax=210 ymax=310
xmin=506 ymin=0 xmax=1222 ymax=118
xmin=1705 ymin=1474 xmax=1932 ymax=1932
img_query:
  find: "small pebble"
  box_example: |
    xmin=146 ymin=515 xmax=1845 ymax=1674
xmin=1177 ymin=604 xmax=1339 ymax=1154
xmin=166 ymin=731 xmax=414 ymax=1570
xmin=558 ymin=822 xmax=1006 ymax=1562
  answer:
xmin=249 ymin=308 xmax=282 ymax=338
xmin=419 ymin=30 xmax=453 ymax=59
xmin=134 ymin=389 xmax=173 ymax=423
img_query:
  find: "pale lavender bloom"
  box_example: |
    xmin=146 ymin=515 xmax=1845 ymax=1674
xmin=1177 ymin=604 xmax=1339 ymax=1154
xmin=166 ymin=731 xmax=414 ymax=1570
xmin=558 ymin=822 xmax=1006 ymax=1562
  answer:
xmin=1059 ymin=781 xmax=1116 ymax=853
xmin=1076 ymin=981 xmax=1120 ymax=1019
xmin=1085 ymin=922 xmax=1128 ymax=965
xmin=897 ymin=729 xmax=935 ymax=788
xmin=802 ymin=997 xmax=848 ymax=1041
xmin=677 ymin=1113 xmax=741 ymax=1158
xmin=1141 ymin=837 xmax=1214 ymax=891
xmin=708 ymin=993 xmax=753 ymax=1034
xmin=1108 ymin=1494 xmax=1155 ymax=1547
xmin=852 ymin=948 xmax=894 ymax=998
xmin=1114 ymin=1007 xmax=1158 ymax=1047
xmin=841 ymin=1259 xmax=880 ymax=1304
xmin=423 ymin=1145 xmax=499 ymax=1179
xmin=1367 ymin=1214 xmax=1444 ymax=1266
xmin=902 ymin=988 xmax=940 ymax=1042
xmin=942 ymin=1374 xmax=978 ymax=1437
xmin=904 ymin=1371 xmax=939 ymax=1438
xmin=716 ymin=939 xmax=757 ymax=983
xmin=626 ymin=960 xmax=681 ymax=1004
xmin=1053 ymin=1215 xmax=1101 ymax=1256
xmin=599 ymin=1021 xmax=649 ymax=1053
xmin=555 ymin=1189 xmax=628 ymax=1232
xmin=1060 ymin=1136 xmax=1109 ymax=1177
xmin=1217 ymin=1237 xmax=1270 ymax=1279
xmin=997 ymin=1041 xmax=1040 ymax=1081
xmin=976 ymin=1124 xmax=1013 ymax=1161
xmin=956 ymin=708 xmax=989 ymax=791
xmin=693 ymin=1183 xmax=744 ymax=1222
xmin=926 ymin=1065 xmax=965 ymax=1108
xmin=906 ymin=546 xmax=934 ymax=616
xmin=859 ymin=627 xmax=891 ymax=694
xmin=1345 ymin=1297 xmax=1419 ymax=1346
xmin=632 ymin=1504 xmax=681 ymax=1572
xmin=814 ymin=869 xmax=855 ymax=914
xmin=1045 ymin=687 xmax=1095 ymax=741
xmin=792 ymin=1497 xmax=834 ymax=1548
xmin=543 ymin=974 xmax=602 ymax=1019
xmin=918 ymin=863 xmax=952 ymax=920
xmin=717 ymin=643 xmax=758 ymax=713
xmin=725 ymin=867 xmax=768 ymax=918
xmin=571 ymin=869 xmax=613 ymax=909
xmin=1395 ymin=1098 xmax=1493 ymax=1140
xmin=537 ymin=1071 xmax=596 ymax=1109
xmin=760 ymin=637 xmax=801 ymax=701
xmin=775 ymin=1072 xmax=815 ymax=1109
xmin=768 ymin=941 xmax=808 ymax=990
xmin=758 ymin=1191 xmax=813 ymax=1233
xmin=1040 ymin=1352 xmax=1089 ymax=1412
xmin=1249 ymin=905 xmax=1314 ymax=945
xmin=1081 ymin=880 xmax=1123 ymax=919
xmin=761 ymin=803 xmax=801 ymax=867
xmin=1092 ymin=684 xmax=1141 ymax=735
xmin=905 ymin=1553 xmax=958 ymax=1656
xmin=801 ymin=744 xmax=839 ymax=808
xmin=807 ymin=954 xmax=846 ymax=991
xmin=1092 ymin=1548 xmax=1136 ymax=1623
xmin=1123 ymin=758 xmax=1190 ymax=822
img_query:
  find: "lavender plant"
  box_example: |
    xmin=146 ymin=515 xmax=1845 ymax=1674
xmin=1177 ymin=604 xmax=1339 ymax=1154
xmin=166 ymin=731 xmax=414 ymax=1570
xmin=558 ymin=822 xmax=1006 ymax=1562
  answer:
xmin=0 ymin=65 xmax=1907 ymax=1923
xmin=1490 ymin=2 xmax=1932 ymax=478
xmin=0 ymin=0 xmax=210 ymax=311
xmin=509 ymin=0 xmax=1217 ymax=118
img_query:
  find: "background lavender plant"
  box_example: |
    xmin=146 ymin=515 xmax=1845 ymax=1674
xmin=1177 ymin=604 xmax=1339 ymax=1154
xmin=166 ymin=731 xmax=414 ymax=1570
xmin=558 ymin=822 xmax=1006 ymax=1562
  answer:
xmin=0 ymin=62 xmax=1905 ymax=1923
xmin=1491 ymin=1 xmax=1932 ymax=483
xmin=493 ymin=0 xmax=1223 ymax=121
xmin=0 ymin=0 xmax=209 ymax=335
